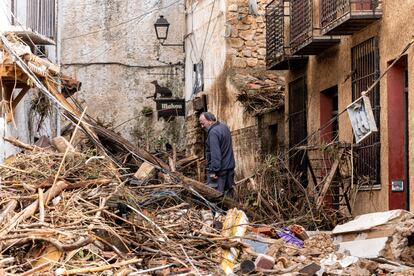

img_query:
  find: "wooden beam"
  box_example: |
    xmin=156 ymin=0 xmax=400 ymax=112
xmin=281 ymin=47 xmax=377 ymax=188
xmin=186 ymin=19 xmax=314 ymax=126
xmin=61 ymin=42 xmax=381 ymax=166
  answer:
xmin=4 ymin=136 xmax=36 ymax=151
xmin=306 ymin=152 xmax=318 ymax=198
xmin=316 ymin=148 xmax=345 ymax=208
xmin=6 ymin=86 xmax=30 ymax=122
xmin=177 ymin=174 xmax=258 ymax=220
xmin=44 ymin=78 xmax=81 ymax=117
xmin=0 ymin=64 xmax=29 ymax=82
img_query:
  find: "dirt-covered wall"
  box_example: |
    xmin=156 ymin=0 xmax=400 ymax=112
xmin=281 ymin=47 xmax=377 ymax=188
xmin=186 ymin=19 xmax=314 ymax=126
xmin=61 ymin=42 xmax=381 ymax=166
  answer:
xmin=185 ymin=0 xmax=285 ymax=179
xmin=59 ymin=0 xmax=186 ymax=151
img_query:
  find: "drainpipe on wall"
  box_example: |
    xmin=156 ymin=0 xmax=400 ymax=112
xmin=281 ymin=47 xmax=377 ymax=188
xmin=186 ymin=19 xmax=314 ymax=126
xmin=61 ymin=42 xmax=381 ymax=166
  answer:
xmin=55 ymin=0 xmax=60 ymax=136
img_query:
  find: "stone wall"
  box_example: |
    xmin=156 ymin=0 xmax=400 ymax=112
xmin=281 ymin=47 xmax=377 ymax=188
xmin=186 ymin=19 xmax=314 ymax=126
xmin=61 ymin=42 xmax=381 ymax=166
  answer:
xmin=232 ymin=125 xmax=260 ymax=178
xmin=59 ymin=0 xmax=186 ymax=151
xmin=226 ymin=0 xmax=269 ymax=68
xmin=185 ymin=113 xmax=204 ymax=157
xmin=184 ymin=0 xmax=285 ymax=180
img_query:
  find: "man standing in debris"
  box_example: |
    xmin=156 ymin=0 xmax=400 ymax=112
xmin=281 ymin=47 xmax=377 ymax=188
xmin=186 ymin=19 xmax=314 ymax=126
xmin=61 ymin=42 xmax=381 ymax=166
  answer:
xmin=199 ymin=112 xmax=235 ymax=194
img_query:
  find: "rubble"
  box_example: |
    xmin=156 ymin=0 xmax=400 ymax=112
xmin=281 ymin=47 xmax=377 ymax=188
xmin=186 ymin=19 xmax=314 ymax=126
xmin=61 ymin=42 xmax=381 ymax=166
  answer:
xmin=333 ymin=210 xmax=414 ymax=262
xmin=3 ymin=133 xmax=414 ymax=275
xmin=4 ymin=129 xmax=414 ymax=276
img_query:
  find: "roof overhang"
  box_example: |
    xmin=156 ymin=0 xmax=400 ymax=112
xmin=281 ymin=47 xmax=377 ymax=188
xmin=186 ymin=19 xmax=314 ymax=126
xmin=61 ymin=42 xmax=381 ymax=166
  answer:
xmin=4 ymin=26 xmax=55 ymax=45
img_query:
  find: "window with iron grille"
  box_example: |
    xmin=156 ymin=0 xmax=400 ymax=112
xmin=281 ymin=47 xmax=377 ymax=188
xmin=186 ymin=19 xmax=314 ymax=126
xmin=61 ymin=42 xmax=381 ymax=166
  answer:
xmin=351 ymin=37 xmax=380 ymax=185
xmin=290 ymin=0 xmax=312 ymax=52
xmin=265 ymin=0 xmax=284 ymax=64
xmin=27 ymin=0 xmax=55 ymax=39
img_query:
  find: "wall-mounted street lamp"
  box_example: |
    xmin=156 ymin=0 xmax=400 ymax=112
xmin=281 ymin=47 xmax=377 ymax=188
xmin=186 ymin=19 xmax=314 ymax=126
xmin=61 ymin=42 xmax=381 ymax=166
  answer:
xmin=154 ymin=15 xmax=184 ymax=47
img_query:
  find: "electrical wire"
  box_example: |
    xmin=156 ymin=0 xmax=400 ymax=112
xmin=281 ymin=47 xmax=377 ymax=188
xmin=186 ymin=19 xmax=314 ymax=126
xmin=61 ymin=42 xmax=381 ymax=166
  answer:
xmin=199 ymin=0 xmax=217 ymax=61
xmin=285 ymin=35 xmax=414 ymax=157
xmin=61 ymin=0 xmax=179 ymax=41
xmin=68 ymin=0 xmax=184 ymax=64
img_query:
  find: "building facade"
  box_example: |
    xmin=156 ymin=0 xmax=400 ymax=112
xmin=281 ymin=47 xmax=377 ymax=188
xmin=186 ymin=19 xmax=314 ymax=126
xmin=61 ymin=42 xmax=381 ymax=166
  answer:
xmin=59 ymin=1 xmax=186 ymax=151
xmin=0 ymin=0 xmax=57 ymax=162
xmin=266 ymin=0 xmax=414 ymax=214
xmin=185 ymin=0 xmax=286 ymax=179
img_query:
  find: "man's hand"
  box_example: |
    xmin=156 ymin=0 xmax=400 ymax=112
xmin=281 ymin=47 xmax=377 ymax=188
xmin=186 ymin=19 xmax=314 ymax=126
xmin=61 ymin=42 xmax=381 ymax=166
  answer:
xmin=209 ymin=174 xmax=218 ymax=180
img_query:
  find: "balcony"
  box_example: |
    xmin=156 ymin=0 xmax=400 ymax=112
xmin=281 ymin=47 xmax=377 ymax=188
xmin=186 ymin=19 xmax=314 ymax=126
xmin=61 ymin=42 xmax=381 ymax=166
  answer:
xmin=9 ymin=0 xmax=56 ymax=45
xmin=265 ymin=0 xmax=307 ymax=70
xmin=321 ymin=0 xmax=382 ymax=35
xmin=290 ymin=0 xmax=340 ymax=55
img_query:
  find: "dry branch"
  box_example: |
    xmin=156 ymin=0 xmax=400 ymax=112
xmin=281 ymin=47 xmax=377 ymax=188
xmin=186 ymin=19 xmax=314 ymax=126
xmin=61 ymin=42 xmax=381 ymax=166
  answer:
xmin=59 ymin=258 xmax=142 ymax=275
xmin=0 ymin=180 xmax=67 ymax=238
xmin=4 ymin=136 xmax=37 ymax=151
xmin=0 ymin=200 xmax=17 ymax=224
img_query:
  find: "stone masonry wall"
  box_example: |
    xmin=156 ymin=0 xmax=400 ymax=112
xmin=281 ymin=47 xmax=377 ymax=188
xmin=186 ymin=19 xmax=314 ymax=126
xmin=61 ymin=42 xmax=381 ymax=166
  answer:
xmin=232 ymin=125 xmax=260 ymax=178
xmin=226 ymin=0 xmax=269 ymax=68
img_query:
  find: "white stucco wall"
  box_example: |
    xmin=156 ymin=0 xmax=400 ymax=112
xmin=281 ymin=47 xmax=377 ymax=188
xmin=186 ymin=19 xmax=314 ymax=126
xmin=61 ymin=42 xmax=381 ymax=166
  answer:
xmin=0 ymin=1 xmax=11 ymax=29
xmin=184 ymin=0 xmax=226 ymax=104
xmin=59 ymin=0 xmax=186 ymax=150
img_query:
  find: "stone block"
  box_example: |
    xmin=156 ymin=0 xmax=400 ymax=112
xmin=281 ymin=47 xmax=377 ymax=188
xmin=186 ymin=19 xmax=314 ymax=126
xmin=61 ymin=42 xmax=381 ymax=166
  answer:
xmin=237 ymin=24 xmax=251 ymax=30
xmin=245 ymin=40 xmax=257 ymax=47
xmin=254 ymin=254 xmax=275 ymax=270
xmin=52 ymin=136 xmax=75 ymax=153
xmin=227 ymin=38 xmax=244 ymax=48
xmin=228 ymin=4 xmax=238 ymax=12
xmin=242 ymin=49 xmax=252 ymax=57
xmin=239 ymin=29 xmax=256 ymax=41
xmin=246 ymin=58 xmax=258 ymax=67
xmin=232 ymin=57 xmax=247 ymax=68
xmin=257 ymin=48 xmax=266 ymax=56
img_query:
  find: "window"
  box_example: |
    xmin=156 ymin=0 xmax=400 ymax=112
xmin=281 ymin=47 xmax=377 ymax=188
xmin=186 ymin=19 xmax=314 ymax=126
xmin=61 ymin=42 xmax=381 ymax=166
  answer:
xmin=26 ymin=0 xmax=55 ymax=39
xmin=351 ymin=37 xmax=380 ymax=185
xmin=289 ymin=76 xmax=308 ymax=186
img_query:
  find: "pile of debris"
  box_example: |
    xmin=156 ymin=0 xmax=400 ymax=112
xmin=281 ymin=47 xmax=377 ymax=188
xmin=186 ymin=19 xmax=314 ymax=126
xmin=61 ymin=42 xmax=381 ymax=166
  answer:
xmin=231 ymin=70 xmax=285 ymax=116
xmin=2 ymin=143 xmax=414 ymax=275
xmin=0 ymin=144 xmax=225 ymax=275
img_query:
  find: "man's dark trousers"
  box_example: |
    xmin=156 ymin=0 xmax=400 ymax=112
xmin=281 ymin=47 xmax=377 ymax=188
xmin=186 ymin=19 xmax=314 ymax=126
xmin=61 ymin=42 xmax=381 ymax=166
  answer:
xmin=207 ymin=170 xmax=235 ymax=193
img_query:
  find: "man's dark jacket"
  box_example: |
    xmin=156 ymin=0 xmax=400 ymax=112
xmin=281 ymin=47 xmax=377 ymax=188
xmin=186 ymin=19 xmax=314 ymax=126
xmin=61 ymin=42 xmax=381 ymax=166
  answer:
xmin=205 ymin=121 xmax=235 ymax=174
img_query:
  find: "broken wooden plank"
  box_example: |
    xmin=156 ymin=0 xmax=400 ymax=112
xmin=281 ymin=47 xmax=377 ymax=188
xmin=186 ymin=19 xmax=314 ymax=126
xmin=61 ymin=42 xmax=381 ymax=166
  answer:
xmin=134 ymin=162 xmax=156 ymax=181
xmin=4 ymin=136 xmax=36 ymax=151
xmin=0 ymin=180 xmax=68 ymax=238
xmin=316 ymin=148 xmax=345 ymax=208
xmin=0 ymin=200 xmax=17 ymax=225
xmin=177 ymin=174 xmax=258 ymax=220
xmin=176 ymin=155 xmax=199 ymax=167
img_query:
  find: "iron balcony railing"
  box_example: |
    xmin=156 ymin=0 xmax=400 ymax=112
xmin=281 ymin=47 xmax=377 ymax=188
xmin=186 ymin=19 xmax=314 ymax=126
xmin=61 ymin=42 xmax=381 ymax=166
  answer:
xmin=26 ymin=0 xmax=56 ymax=39
xmin=321 ymin=0 xmax=382 ymax=31
xmin=289 ymin=0 xmax=312 ymax=54
xmin=265 ymin=0 xmax=285 ymax=67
